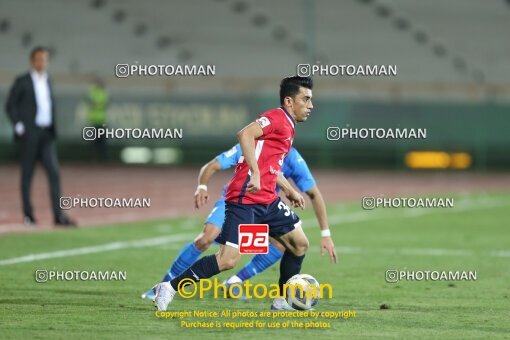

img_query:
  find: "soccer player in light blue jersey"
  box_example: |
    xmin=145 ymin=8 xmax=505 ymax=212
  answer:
xmin=142 ymin=144 xmax=337 ymax=300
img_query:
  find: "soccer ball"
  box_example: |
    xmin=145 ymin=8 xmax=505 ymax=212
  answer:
xmin=285 ymin=274 xmax=320 ymax=310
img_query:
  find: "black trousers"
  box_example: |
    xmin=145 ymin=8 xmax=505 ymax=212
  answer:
xmin=19 ymin=127 xmax=62 ymax=220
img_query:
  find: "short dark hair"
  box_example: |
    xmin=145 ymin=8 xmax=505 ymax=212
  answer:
xmin=30 ymin=46 xmax=48 ymax=59
xmin=279 ymin=76 xmax=313 ymax=105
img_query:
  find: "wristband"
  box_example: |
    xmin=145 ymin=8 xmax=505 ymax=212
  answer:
xmin=321 ymin=229 xmax=331 ymax=237
xmin=196 ymin=184 xmax=208 ymax=192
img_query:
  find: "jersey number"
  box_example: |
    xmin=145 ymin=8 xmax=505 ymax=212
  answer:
xmin=278 ymin=201 xmax=292 ymax=217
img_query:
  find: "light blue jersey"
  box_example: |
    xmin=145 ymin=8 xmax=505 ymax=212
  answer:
xmin=206 ymin=144 xmax=316 ymax=227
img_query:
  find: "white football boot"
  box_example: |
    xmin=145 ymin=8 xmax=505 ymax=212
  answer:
xmin=141 ymin=285 xmax=156 ymax=300
xmin=270 ymin=297 xmax=295 ymax=310
xmin=154 ymin=282 xmax=177 ymax=311
xmin=222 ymin=275 xmax=247 ymax=300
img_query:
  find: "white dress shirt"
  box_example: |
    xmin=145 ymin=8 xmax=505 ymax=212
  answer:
xmin=30 ymin=69 xmax=52 ymax=127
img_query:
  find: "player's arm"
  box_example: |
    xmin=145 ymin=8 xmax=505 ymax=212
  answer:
xmin=277 ymin=173 xmax=305 ymax=209
xmin=306 ymin=185 xmax=337 ymax=263
xmin=236 ymin=122 xmax=263 ymax=193
xmin=194 ymin=158 xmax=222 ymax=209
xmin=5 ymin=78 xmax=25 ymax=135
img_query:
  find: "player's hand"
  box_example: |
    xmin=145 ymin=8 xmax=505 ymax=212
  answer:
xmin=321 ymin=236 xmax=338 ymax=263
xmin=247 ymin=172 xmax=261 ymax=193
xmin=286 ymin=190 xmax=305 ymax=210
xmin=15 ymin=121 xmax=25 ymax=136
xmin=194 ymin=188 xmax=209 ymax=209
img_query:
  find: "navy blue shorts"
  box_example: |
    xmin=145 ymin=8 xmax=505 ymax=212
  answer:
xmin=215 ymin=197 xmax=301 ymax=248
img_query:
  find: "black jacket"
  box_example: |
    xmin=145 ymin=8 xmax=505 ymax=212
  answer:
xmin=5 ymin=72 xmax=57 ymax=140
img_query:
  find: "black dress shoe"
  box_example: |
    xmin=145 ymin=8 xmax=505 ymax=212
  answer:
xmin=23 ymin=215 xmax=37 ymax=226
xmin=55 ymin=214 xmax=77 ymax=227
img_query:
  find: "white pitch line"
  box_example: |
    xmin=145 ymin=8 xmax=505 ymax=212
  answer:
xmin=308 ymin=246 xmax=510 ymax=257
xmin=398 ymin=248 xmax=473 ymax=257
xmin=490 ymin=250 xmax=510 ymax=257
xmin=0 ymin=233 xmax=194 ymax=266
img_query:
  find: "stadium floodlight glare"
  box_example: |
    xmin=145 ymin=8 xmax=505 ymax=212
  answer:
xmin=405 ymin=151 xmax=451 ymax=169
xmin=405 ymin=151 xmax=473 ymax=170
xmin=450 ymin=153 xmax=472 ymax=169
xmin=120 ymin=147 xmax=152 ymax=164
xmin=153 ymin=148 xmax=183 ymax=165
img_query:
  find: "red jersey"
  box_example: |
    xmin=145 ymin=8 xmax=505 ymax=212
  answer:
xmin=225 ymin=107 xmax=296 ymax=204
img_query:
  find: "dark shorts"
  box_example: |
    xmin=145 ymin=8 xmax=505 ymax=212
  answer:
xmin=215 ymin=197 xmax=301 ymax=248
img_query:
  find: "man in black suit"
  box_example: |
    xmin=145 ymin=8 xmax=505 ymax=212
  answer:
xmin=5 ymin=46 xmax=75 ymax=227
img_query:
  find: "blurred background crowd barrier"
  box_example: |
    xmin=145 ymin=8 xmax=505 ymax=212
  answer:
xmin=1 ymin=0 xmax=509 ymax=169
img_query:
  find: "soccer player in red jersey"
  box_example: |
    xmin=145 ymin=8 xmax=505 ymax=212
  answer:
xmin=153 ymin=76 xmax=314 ymax=311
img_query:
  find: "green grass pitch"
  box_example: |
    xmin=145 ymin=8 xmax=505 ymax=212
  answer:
xmin=0 ymin=192 xmax=509 ymax=339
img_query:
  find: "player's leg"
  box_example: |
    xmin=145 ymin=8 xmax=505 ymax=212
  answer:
xmin=142 ymin=223 xmax=220 ymax=300
xmin=20 ymin=131 xmax=39 ymax=222
xmin=167 ymin=243 xmax=239 ymax=287
xmin=262 ymin=198 xmax=309 ymax=310
xmin=274 ymin=225 xmax=309 ymax=287
xmin=164 ymin=200 xmax=225 ymax=279
xmin=153 ymin=201 xmax=251 ymax=311
xmin=162 ymin=222 xmax=221 ymax=281
xmin=154 ymin=243 xmax=241 ymax=311
xmin=141 ymin=201 xmax=223 ymax=300
xmin=39 ymin=130 xmax=63 ymax=222
xmin=224 ymin=239 xmax=284 ymax=296
xmin=270 ymin=227 xmax=309 ymax=310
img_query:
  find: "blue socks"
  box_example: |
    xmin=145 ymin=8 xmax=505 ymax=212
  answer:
xmin=237 ymin=243 xmax=284 ymax=281
xmin=162 ymin=242 xmax=202 ymax=282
